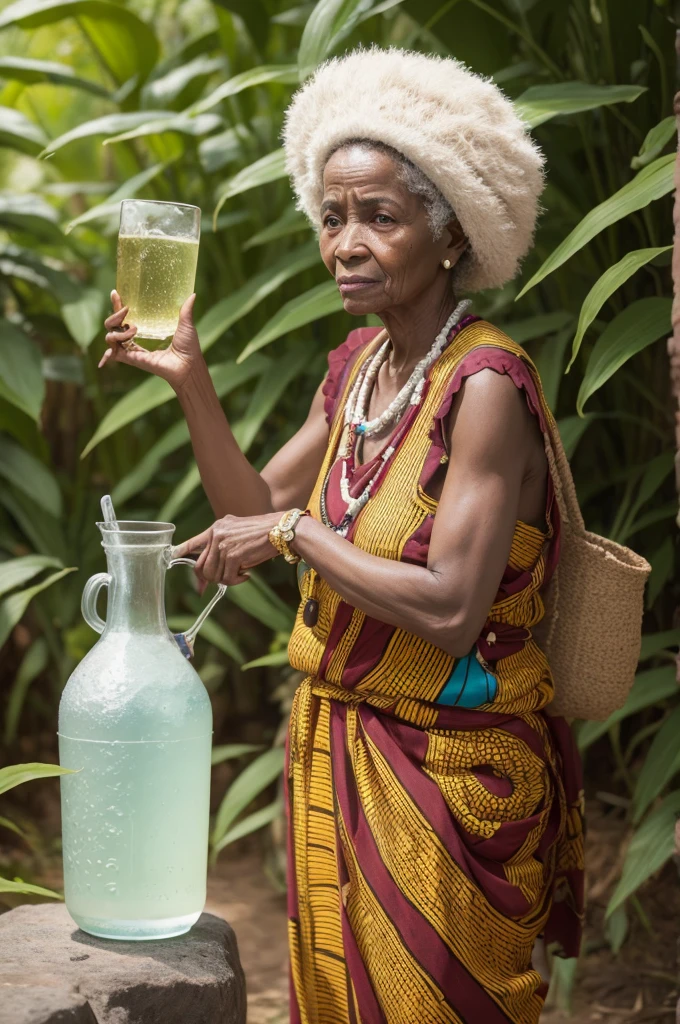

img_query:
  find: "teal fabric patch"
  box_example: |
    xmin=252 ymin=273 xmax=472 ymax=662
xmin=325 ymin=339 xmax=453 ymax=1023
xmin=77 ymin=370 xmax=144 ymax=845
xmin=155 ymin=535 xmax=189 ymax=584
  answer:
xmin=436 ymin=649 xmax=497 ymax=707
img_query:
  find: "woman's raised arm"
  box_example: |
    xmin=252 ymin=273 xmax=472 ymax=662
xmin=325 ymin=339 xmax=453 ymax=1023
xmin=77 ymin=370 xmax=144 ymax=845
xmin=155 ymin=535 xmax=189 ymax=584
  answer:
xmin=101 ymin=290 xmax=329 ymax=518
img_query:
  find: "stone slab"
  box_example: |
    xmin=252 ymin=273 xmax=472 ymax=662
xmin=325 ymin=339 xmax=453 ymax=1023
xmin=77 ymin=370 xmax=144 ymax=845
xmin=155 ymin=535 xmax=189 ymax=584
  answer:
xmin=0 ymin=904 xmax=246 ymax=1024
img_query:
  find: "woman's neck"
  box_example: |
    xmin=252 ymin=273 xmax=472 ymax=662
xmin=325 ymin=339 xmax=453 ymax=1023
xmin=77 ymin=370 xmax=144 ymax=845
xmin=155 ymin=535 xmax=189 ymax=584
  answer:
xmin=378 ymin=288 xmax=459 ymax=376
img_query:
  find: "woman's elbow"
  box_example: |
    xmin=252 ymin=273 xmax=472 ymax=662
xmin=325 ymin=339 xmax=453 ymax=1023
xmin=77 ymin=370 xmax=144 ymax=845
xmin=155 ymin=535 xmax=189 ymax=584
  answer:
xmin=428 ymin=606 xmax=482 ymax=659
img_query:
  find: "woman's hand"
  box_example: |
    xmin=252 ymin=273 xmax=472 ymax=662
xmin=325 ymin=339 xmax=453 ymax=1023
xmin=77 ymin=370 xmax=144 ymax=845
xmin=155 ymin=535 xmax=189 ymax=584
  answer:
xmin=99 ymin=289 xmax=206 ymax=392
xmin=173 ymin=512 xmax=283 ymax=586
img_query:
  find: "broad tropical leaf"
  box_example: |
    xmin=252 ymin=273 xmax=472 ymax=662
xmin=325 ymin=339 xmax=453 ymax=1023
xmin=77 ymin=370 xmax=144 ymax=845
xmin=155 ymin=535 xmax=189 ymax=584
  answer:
xmin=0 ymin=555 xmax=63 ymax=599
xmin=0 ymin=761 xmax=77 ymax=796
xmin=104 ymin=112 xmax=223 ymax=145
xmin=517 ymin=154 xmax=675 ymax=298
xmin=0 ymin=568 xmax=76 ymax=649
xmin=39 ymin=111 xmax=174 ymax=158
xmin=632 ymin=705 xmax=680 ymax=823
xmin=211 ymin=743 xmax=264 ymax=765
xmin=233 ymin=350 xmax=310 ymax=451
xmin=189 ymin=65 xmax=300 ymax=116
xmin=299 ymin=0 xmax=375 ymax=75
xmin=0 ymin=0 xmax=159 ymax=88
xmin=514 ymin=82 xmax=646 ymax=129
xmin=241 ymin=650 xmax=290 ymax=670
xmin=639 ymin=630 xmax=680 ymax=661
xmin=243 ymin=204 xmax=309 ymax=250
xmin=0 ymin=106 xmax=48 ymax=156
xmin=567 ymin=247 xmax=671 ymax=371
xmin=61 ymin=287 xmax=106 ymax=350
xmin=0 ymin=877 xmax=63 ymax=898
xmin=167 ymin=613 xmax=244 ymax=663
xmin=65 ymin=162 xmax=169 ymax=233
xmin=631 ymin=116 xmax=676 ymax=170
xmin=211 ymin=0 xmax=269 ymax=52
xmin=558 ymin=414 xmax=594 ymax=459
xmin=577 ymin=666 xmax=677 ymax=751
xmin=212 ymin=746 xmax=285 ymax=846
xmin=213 ymin=799 xmax=282 ymax=854
xmin=606 ymin=790 xmax=680 ymax=916
xmin=0 ymin=319 xmax=44 ymax=421
xmin=213 ymin=149 xmax=288 ymax=225
xmin=0 ymin=55 xmax=109 ymax=96
xmin=503 ymin=311 xmax=572 ymax=345
xmin=4 ymin=637 xmax=48 ymax=745
xmin=238 ymin=280 xmax=344 ymax=362
xmin=0 ymin=437 xmax=61 ymax=517
xmin=141 ymin=54 xmax=226 ymax=108
xmin=0 ymin=192 xmax=64 ymax=242
xmin=576 ymin=298 xmax=671 ymax=415
xmin=225 ymin=575 xmax=295 ymax=633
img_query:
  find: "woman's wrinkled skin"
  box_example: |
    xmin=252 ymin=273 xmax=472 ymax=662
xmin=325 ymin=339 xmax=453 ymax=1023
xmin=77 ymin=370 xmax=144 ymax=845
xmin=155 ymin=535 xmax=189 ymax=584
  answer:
xmin=100 ymin=144 xmax=547 ymax=658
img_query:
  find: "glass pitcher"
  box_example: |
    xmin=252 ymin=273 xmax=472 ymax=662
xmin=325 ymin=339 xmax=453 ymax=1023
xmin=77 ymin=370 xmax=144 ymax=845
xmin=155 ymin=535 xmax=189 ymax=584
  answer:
xmin=58 ymin=521 xmax=225 ymax=941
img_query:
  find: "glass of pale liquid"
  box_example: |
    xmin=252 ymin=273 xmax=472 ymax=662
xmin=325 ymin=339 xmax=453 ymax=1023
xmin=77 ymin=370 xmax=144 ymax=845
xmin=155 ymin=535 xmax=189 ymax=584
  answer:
xmin=116 ymin=199 xmax=200 ymax=345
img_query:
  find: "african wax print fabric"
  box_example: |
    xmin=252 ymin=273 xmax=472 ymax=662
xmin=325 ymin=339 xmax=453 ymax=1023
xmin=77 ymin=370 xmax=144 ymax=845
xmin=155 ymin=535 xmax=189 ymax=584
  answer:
xmin=286 ymin=318 xmax=585 ymax=1024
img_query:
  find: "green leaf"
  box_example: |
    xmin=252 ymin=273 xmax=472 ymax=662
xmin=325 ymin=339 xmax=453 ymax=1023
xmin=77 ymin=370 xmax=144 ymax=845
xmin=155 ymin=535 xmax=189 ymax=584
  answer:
xmin=631 ymin=115 xmax=676 ymax=170
xmin=0 ymin=56 xmax=109 ymax=97
xmin=0 ymin=0 xmax=159 ymax=89
xmin=0 ymin=192 xmax=64 ymax=242
xmin=233 ymin=350 xmax=310 ymax=451
xmin=243 ymin=204 xmax=309 ymax=250
xmin=576 ymin=298 xmax=671 ymax=415
xmin=141 ymin=54 xmax=226 ymax=108
xmin=0 ymin=568 xmax=76 ymax=649
xmin=81 ymin=244 xmax=319 ymax=457
xmin=213 ymin=799 xmax=282 ymax=854
xmin=65 ymin=162 xmax=169 ymax=233
xmin=189 ymin=65 xmax=300 ymax=116
xmin=0 ymin=106 xmax=49 ymax=156
xmin=238 ymin=280 xmax=344 ymax=362
xmin=0 ymin=555 xmax=63 ymax=599
xmin=646 ymin=540 xmax=675 ymax=611
xmin=211 ymin=742 xmax=263 ymax=765
xmin=639 ymin=629 xmax=680 ymax=661
xmin=212 ymin=746 xmax=284 ymax=846
xmin=632 ymin=705 xmax=680 ymax=823
xmin=158 ymin=466 xmax=202 ymax=522
xmin=197 ymin=241 xmax=320 ymax=350
xmin=558 ymin=414 xmax=594 ymax=459
xmin=213 ymin=149 xmax=288 ymax=226
xmin=0 ymin=319 xmax=44 ymax=421
xmin=567 ymin=247 xmax=671 ymax=371
xmin=39 ymin=111 xmax=174 ymax=159
xmin=0 ymin=761 xmax=77 ymax=796
xmin=517 ymin=154 xmax=675 ymax=298
xmin=61 ymin=287 xmax=105 ymax=350
xmin=503 ymin=311 xmax=572 ymax=345
xmin=211 ymin=0 xmax=269 ymax=51
xmin=4 ymin=637 xmax=48 ymax=745
xmin=605 ymin=904 xmax=629 ymax=955
xmin=0 ymin=876 xmax=63 ymax=898
xmin=0 ymin=815 xmax=24 ymax=837
xmin=514 ymin=82 xmax=646 ymax=129
xmin=104 ymin=112 xmax=223 ymax=146
xmin=606 ymin=790 xmax=680 ymax=917
xmin=299 ymin=0 xmax=374 ymax=75
xmin=225 ymin=573 xmax=295 ymax=633
xmin=0 ymin=437 xmax=61 ymax=517
xmin=241 ymin=650 xmax=290 ymax=670
xmin=577 ymin=666 xmax=677 ymax=751
xmin=530 ymin=327 xmax=571 ymax=411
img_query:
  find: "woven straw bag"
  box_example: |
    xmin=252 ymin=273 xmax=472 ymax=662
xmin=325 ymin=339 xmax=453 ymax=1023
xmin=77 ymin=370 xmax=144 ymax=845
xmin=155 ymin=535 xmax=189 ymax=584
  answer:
xmin=536 ymin=415 xmax=651 ymax=721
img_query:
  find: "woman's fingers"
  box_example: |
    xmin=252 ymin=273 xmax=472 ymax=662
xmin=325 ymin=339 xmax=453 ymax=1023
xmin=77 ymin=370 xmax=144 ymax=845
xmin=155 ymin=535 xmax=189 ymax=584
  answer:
xmin=104 ymin=302 xmax=130 ymax=331
xmin=200 ymin=535 xmax=223 ymax=581
xmin=173 ymin=529 xmax=212 ymax=560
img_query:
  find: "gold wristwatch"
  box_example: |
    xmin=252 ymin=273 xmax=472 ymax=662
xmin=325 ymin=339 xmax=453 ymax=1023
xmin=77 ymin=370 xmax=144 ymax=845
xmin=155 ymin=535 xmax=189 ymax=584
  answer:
xmin=269 ymin=508 xmax=308 ymax=564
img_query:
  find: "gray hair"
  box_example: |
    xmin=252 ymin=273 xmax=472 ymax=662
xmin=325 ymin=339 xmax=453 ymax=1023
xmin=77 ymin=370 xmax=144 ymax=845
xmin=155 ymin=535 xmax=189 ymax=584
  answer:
xmin=326 ymin=138 xmax=455 ymax=241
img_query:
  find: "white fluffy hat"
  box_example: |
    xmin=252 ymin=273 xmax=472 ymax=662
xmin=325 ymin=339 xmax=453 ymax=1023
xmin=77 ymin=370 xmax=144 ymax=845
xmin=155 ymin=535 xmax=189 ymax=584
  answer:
xmin=281 ymin=46 xmax=545 ymax=292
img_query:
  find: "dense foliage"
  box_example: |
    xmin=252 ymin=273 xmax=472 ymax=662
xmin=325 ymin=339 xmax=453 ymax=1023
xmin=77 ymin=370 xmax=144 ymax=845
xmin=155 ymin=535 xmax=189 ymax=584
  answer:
xmin=0 ymin=0 xmax=677 ymax=972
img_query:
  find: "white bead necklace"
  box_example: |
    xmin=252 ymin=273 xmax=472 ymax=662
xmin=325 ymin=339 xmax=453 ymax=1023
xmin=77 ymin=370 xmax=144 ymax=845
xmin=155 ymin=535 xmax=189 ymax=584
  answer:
xmin=345 ymin=298 xmax=471 ymax=438
xmin=330 ymin=299 xmax=472 ymax=534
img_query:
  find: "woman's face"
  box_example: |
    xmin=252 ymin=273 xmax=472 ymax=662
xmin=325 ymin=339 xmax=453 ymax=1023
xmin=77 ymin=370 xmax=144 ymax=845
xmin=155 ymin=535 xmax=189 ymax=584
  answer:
xmin=319 ymin=145 xmax=466 ymax=316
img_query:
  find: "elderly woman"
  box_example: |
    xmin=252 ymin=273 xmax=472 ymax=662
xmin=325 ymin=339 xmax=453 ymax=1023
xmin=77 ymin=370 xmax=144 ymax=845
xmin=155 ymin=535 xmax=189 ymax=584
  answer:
xmin=102 ymin=48 xmax=584 ymax=1024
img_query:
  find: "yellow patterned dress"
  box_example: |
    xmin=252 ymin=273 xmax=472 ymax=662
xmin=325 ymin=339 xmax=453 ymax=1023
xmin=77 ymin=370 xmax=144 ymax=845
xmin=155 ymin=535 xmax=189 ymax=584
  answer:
xmin=286 ymin=316 xmax=584 ymax=1024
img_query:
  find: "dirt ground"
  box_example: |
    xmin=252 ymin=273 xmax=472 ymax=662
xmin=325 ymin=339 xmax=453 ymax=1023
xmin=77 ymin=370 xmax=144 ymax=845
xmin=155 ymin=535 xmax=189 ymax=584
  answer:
xmin=205 ymin=804 xmax=679 ymax=1024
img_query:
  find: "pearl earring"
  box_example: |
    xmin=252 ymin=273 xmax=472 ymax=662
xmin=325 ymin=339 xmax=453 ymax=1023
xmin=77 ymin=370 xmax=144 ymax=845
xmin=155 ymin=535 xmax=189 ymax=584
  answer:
xmin=442 ymin=259 xmax=452 ymax=269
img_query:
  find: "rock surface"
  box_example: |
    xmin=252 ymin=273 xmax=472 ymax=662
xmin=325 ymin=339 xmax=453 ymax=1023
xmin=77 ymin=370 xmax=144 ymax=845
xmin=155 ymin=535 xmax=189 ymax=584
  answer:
xmin=0 ymin=904 xmax=246 ymax=1024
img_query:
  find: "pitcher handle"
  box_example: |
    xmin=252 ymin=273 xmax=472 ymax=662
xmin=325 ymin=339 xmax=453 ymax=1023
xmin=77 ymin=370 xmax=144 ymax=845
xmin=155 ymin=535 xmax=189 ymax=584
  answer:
xmin=82 ymin=572 xmax=111 ymax=634
xmin=168 ymin=557 xmax=227 ymax=659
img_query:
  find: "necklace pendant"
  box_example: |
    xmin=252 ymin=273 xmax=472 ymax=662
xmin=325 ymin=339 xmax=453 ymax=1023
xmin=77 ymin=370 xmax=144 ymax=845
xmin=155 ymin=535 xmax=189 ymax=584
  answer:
xmin=303 ymin=598 xmax=319 ymax=628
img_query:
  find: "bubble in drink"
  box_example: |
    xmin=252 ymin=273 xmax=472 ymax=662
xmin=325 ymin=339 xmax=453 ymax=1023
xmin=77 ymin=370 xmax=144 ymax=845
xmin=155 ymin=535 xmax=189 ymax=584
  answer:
xmin=116 ymin=233 xmax=199 ymax=345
